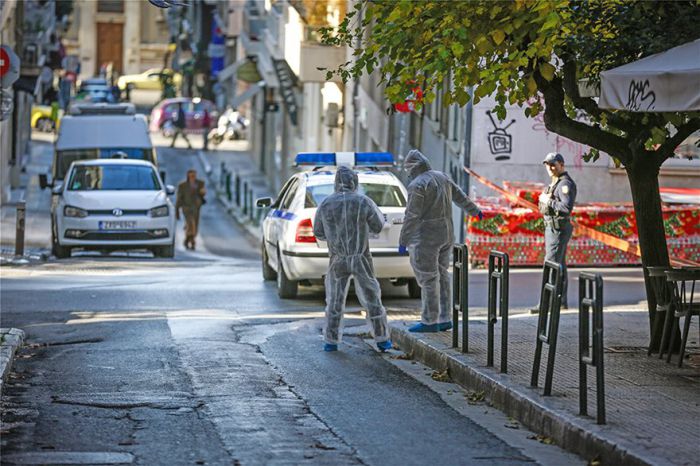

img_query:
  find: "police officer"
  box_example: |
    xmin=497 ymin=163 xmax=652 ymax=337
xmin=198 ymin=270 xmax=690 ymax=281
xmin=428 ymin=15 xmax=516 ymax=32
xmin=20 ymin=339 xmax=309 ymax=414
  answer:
xmin=534 ymin=152 xmax=577 ymax=310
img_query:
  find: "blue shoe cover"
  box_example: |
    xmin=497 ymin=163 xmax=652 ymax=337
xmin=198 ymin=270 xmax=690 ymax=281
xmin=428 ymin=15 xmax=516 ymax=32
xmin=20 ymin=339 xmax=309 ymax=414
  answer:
xmin=376 ymin=340 xmax=392 ymax=352
xmin=408 ymin=322 xmax=440 ymax=333
xmin=437 ymin=322 xmax=453 ymax=331
xmin=324 ymin=343 xmax=338 ymax=352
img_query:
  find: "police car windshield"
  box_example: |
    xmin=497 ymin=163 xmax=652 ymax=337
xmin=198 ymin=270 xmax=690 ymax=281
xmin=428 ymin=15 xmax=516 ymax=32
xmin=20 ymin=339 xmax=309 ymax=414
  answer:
xmin=68 ymin=165 xmax=161 ymax=191
xmin=305 ymin=183 xmax=406 ymax=208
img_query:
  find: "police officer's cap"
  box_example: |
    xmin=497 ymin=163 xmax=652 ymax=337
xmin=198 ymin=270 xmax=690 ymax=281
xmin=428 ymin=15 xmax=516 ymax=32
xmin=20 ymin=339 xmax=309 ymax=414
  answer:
xmin=542 ymin=152 xmax=565 ymax=165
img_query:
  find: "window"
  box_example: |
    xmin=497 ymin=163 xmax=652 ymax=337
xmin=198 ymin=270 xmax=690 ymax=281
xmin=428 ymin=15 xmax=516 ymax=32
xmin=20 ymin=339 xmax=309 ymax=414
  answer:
xmin=97 ymin=1 xmax=124 ymax=13
xmin=55 ymin=148 xmax=154 ymax=180
xmin=68 ymin=165 xmax=160 ymax=191
xmin=305 ymin=183 xmax=406 ymax=208
xmin=280 ymin=179 xmax=299 ymax=210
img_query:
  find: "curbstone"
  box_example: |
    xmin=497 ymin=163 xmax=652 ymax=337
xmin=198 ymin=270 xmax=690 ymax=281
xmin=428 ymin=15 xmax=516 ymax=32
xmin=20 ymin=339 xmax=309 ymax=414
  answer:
xmin=1 ymin=328 xmax=26 ymax=393
xmin=390 ymin=325 xmax=651 ymax=466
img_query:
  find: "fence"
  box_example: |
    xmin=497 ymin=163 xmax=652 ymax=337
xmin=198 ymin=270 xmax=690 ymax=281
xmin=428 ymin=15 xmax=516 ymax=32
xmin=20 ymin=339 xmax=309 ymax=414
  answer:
xmin=531 ymin=260 xmax=564 ymax=396
xmin=452 ymin=244 xmax=469 ymax=352
xmin=487 ymin=251 xmax=509 ymax=373
xmin=578 ymin=272 xmax=606 ymax=424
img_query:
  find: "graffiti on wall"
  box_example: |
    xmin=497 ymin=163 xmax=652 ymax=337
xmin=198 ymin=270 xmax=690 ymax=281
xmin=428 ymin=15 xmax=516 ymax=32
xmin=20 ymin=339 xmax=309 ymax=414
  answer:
xmin=531 ymin=113 xmax=587 ymax=169
xmin=486 ymin=110 xmax=516 ymax=161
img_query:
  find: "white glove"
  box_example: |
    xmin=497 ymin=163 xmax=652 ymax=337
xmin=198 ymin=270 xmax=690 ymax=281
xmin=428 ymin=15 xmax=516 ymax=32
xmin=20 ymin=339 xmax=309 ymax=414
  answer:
xmin=539 ymin=192 xmax=551 ymax=204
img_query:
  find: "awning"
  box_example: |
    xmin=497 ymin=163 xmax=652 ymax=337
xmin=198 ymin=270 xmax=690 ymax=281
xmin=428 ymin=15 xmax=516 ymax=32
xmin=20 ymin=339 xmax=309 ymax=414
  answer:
xmin=599 ymin=39 xmax=700 ymax=112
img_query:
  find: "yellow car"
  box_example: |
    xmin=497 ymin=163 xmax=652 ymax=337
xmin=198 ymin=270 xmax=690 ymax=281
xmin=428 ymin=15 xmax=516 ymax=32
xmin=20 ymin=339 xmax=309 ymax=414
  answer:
xmin=117 ymin=68 xmax=182 ymax=92
xmin=31 ymin=105 xmax=63 ymax=132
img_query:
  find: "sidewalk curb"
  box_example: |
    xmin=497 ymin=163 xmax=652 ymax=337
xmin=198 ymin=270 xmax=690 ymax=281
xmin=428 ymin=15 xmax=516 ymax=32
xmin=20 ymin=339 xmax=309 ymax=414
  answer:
xmin=197 ymin=150 xmax=213 ymax=176
xmin=1 ymin=328 xmax=26 ymax=393
xmin=390 ymin=326 xmax=651 ymax=466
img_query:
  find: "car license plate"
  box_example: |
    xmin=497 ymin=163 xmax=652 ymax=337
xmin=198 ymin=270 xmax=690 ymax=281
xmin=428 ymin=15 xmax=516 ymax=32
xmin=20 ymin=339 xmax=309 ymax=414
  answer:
xmin=99 ymin=221 xmax=136 ymax=230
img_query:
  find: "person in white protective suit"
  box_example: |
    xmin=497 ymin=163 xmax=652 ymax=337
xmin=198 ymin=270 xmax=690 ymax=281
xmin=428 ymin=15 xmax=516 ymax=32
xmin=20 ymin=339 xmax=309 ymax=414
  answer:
xmin=399 ymin=150 xmax=482 ymax=332
xmin=313 ymin=166 xmax=393 ymax=352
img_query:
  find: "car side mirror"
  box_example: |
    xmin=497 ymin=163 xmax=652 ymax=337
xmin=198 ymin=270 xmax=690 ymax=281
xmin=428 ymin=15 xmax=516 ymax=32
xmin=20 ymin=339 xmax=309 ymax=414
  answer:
xmin=51 ymin=182 xmax=64 ymax=195
xmin=160 ymin=170 xmax=167 ymax=184
xmin=38 ymin=173 xmax=51 ymax=190
xmin=166 ymin=185 xmax=175 ymax=195
xmin=256 ymin=197 xmax=272 ymax=208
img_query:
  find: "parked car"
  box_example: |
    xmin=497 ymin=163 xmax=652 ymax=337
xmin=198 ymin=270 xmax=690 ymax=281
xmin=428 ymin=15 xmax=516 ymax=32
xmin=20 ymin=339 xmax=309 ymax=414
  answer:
xmin=76 ymin=78 xmax=118 ymax=103
xmin=117 ymin=68 xmax=182 ymax=92
xmin=50 ymin=159 xmax=176 ymax=259
xmin=149 ymin=97 xmax=218 ymax=135
xmin=39 ymin=103 xmax=158 ymax=189
xmin=257 ymin=152 xmax=418 ymax=299
xmin=31 ymin=105 xmax=63 ymax=132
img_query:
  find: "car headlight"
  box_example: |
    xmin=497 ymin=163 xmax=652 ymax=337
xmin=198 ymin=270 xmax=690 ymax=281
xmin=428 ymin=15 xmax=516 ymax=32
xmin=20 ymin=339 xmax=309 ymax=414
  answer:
xmin=64 ymin=206 xmax=88 ymax=218
xmin=149 ymin=205 xmax=169 ymax=218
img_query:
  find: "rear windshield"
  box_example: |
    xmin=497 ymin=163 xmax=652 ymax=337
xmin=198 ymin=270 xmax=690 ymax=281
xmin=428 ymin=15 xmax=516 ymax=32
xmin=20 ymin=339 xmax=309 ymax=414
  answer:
xmin=305 ymin=183 xmax=406 ymax=208
xmin=67 ymin=165 xmax=161 ymax=191
xmin=55 ymin=148 xmax=154 ymax=180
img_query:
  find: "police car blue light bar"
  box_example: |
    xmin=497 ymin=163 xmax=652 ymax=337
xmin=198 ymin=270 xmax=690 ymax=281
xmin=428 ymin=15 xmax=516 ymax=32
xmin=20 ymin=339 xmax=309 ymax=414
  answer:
xmin=294 ymin=152 xmax=395 ymax=167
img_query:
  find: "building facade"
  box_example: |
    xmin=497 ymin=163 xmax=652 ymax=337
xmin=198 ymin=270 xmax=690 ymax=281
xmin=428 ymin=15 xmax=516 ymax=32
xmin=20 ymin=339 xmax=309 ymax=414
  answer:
xmin=63 ymin=0 xmax=171 ymax=79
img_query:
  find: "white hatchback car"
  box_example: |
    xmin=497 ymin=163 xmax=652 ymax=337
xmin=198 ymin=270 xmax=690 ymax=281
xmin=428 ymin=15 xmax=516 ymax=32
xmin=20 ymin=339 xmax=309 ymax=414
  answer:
xmin=257 ymin=152 xmax=418 ymax=299
xmin=51 ymin=159 xmax=176 ymax=258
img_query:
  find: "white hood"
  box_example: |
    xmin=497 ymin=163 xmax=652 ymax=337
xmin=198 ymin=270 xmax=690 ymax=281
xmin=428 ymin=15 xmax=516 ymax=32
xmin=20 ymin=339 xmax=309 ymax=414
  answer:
xmin=62 ymin=190 xmax=169 ymax=210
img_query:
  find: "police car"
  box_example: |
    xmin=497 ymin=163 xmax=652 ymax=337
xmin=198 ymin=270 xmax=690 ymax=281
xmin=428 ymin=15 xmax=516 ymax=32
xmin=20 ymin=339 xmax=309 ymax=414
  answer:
xmin=257 ymin=152 xmax=419 ymax=299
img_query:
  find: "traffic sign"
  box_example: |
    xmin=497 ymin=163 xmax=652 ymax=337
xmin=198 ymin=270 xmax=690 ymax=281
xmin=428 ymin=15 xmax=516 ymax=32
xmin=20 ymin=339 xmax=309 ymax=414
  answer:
xmin=0 ymin=45 xmax=20 ymax=88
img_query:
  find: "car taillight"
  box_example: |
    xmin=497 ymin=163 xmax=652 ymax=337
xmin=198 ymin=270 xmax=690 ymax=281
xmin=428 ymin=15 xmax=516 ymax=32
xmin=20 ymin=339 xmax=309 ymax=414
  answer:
xmin=295 ymin=218 xmax=317 ymax=243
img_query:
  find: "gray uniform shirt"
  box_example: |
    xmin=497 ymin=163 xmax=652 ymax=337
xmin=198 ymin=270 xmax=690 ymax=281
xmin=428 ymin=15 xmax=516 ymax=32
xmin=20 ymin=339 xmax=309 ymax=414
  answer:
xmin=539 ymin=172 xmax=577 ymax=220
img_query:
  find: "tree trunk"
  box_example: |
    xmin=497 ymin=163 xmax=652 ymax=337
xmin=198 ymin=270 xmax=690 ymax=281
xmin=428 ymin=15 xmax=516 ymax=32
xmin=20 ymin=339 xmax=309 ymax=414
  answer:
xmin=625 ymin=155 xmax=675 ymax=350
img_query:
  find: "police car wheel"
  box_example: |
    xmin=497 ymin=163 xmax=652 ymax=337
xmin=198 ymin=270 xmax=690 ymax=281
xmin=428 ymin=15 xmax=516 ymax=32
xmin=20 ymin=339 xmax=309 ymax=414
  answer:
xmin=407 ymin=279 xmax=421 ymax=299
xmin=262 ymin=243 xmax=277 ymax=281
xmin=277 ymin=251 xmax=298 ymax=299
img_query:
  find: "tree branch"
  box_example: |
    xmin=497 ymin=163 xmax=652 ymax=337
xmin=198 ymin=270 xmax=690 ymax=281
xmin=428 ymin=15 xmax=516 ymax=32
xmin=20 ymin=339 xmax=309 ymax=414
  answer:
xmin=655 ymin=118 xmax=700 ymax=164
xmin=535 ymin=70 xmax=633 ymax=165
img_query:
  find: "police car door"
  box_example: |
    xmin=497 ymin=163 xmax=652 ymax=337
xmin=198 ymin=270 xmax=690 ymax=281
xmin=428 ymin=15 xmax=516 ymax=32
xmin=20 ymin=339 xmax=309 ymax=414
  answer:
xmin=269 ymin=178 xmax=299 ymax=267
xmin=264 ymin=178 xmax=295 ymax=266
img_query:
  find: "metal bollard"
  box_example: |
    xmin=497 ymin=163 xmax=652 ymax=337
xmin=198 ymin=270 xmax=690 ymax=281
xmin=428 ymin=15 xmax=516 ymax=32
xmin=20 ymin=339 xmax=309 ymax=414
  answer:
xmin=15 ymin=201 xmax=26 ymax=257
xmin=220 ymin=162 xmax=226 ymax=188
xmin=531 ymin=260 xmax=564 ymax=396
xmin=225 ymin=172 xmax=232 ymax=202
xmin=242 ymin=181 xmax=248 ymax=215
xmin=248 ymin=188 xmax=254 ymax=220
xmin=487 ymin=251 xmax=509 ymax=373
xmin=235 ymin=174 xmax=241 ymax=207
xmin=452 ymin=244 xmax=469 ymax=352
xmin=579 ymin=272 xmax=606 ymax=424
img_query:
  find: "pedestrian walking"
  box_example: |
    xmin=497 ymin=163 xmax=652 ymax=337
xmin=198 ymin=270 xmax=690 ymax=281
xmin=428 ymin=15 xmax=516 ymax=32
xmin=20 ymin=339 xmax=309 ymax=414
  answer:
xmin=313 ymin=166 xmax=392 ymax=353
xmin=399 ymin=150 xmax=482 ymax=333
xmin=201 ymin=108 xmax=211 ymax=151
xmin=176 ymin=169 xmax=206 ymax=250
xmin=532 ymin=152 xmax=577 ymax=310
xmin=170 ymin=103 xmax=192 ymax=149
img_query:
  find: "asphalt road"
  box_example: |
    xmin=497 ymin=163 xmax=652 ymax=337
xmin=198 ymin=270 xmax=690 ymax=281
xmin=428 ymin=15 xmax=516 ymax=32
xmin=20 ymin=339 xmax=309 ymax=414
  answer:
xmin=0 ymin=143 xmax=609 ymax=465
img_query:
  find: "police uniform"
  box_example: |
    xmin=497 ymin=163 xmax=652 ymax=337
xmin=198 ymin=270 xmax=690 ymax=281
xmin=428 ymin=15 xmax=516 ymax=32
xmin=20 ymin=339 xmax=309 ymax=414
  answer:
xmin=539 ymin=156 xmax=577 ymax=308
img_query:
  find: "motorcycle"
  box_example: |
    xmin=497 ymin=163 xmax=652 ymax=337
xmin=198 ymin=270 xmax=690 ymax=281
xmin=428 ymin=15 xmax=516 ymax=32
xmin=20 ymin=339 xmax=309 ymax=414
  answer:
xmin=209 ymin=109 xmax=249 ymax=145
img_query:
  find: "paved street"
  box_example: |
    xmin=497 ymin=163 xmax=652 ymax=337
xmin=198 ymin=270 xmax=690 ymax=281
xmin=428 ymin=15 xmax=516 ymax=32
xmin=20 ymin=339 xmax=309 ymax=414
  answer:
xmin=0 ymin=141 xmax=594 ymax=465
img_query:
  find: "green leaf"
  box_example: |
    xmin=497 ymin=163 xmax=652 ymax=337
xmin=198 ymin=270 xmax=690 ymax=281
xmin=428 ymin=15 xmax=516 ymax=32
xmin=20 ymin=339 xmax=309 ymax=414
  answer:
xmin=539 ymin=62 xmax=555 ymax=81
xmin=491 ymin=29 xmax=506 ymax=45
xmin=451 ymin=42 xmax=465 ymax=57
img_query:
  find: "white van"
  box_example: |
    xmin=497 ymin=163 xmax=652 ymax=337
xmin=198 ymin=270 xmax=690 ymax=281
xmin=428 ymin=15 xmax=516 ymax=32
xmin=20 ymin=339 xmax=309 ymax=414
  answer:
xmin=39 ymin=103 xmax=158 ymax=189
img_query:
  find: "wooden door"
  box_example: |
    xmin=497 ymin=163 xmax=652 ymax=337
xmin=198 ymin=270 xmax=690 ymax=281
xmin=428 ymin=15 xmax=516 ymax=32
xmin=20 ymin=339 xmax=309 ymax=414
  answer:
xmin=96 ymin=22 xmax=124 ymax=74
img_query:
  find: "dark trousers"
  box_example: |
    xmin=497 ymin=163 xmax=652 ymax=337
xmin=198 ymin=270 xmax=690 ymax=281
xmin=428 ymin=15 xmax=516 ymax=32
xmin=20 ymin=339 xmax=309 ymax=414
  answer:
xmin=544 ymin=221 xmax=573 ymax=307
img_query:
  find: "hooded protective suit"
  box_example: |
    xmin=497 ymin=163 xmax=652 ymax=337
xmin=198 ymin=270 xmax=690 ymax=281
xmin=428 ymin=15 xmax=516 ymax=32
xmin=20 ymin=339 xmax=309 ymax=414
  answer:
xmin=400 ymin=150 xmax=480 ymax=325
xmin=313 ymin=166 xmax=390 ymax=345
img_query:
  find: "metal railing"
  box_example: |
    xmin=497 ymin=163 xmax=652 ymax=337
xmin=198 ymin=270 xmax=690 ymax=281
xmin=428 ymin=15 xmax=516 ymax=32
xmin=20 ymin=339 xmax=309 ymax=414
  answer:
xmin=452 ymin=244 xmax=469 ymax=352
xmin=531 ymin=260 xmax=564 ymax=396
xmin=487 ymin=251 xmax=509 ymax=373
xmin=578 ymin=272 xmax=606 ymax=424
